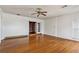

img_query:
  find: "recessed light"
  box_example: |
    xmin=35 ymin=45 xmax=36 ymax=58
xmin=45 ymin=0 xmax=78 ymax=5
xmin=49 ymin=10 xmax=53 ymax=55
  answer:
xmin=62 ymin=5 xmax=68 ymax=8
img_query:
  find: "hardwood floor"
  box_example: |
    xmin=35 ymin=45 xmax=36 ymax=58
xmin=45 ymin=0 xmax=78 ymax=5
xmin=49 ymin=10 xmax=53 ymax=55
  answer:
xmin=0 ymin=34 xmax=79 ymax=53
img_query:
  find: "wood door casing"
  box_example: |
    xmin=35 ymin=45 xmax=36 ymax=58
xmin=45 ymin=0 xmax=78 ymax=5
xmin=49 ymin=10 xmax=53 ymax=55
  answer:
xmin=29 ymin=22 xmax=36 ymax=34
xmin=38 ymin=23 xmax=40 ymax=32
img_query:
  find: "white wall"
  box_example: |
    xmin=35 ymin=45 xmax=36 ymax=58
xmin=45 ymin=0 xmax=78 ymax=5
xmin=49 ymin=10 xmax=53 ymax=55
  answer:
xmin=2 ymin=13 xmax=29 ymax=38
xmin=73 ymin=14 xmax=79 ymax=39
xmin=0 ymin=8 xmax=2 ymax=43
xmin=2 ymin=12 xmax=44 ymax=40
xmin=44 ymin=18 xmax=57 ymax=36
xmin=56 ymin=15 xmax=73 ymax=39
xmin=44 ymin=12 xmax=79 ymax=41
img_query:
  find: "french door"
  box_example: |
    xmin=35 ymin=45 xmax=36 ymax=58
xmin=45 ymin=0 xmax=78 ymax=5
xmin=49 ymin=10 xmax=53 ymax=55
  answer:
xmin=29 ymin=22 xmax=36 ymax=34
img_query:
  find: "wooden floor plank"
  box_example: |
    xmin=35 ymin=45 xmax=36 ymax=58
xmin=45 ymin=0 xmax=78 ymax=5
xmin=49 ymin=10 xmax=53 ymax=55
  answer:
xmin=0 ymin=34 xmax=79 ymax=53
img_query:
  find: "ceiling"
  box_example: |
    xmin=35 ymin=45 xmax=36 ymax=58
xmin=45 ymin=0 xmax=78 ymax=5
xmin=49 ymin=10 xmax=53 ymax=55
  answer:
xmin=0 ymin=5 xmax=79 ymax=19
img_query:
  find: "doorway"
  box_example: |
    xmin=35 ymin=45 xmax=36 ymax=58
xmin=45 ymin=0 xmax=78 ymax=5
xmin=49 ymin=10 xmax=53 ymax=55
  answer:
xmin=29 ymin=22 xmax=36 ymax=34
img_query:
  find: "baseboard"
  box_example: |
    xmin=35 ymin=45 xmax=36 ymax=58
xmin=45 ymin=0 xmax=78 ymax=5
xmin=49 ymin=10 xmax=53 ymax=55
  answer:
xmin=44 ymin=33 xmax=79 ymax=42
xmin=4 ymin=35 xmax=28 ymax=40
xmin=3 ymin=33 xmax=42 ymax=40
xmin=0 ymin=37 xmax=6 ymax=43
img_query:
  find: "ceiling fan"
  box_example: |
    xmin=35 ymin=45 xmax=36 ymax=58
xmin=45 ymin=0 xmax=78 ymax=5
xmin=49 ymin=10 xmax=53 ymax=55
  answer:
xmin=32 ymin=8 xmax=47 ymax=17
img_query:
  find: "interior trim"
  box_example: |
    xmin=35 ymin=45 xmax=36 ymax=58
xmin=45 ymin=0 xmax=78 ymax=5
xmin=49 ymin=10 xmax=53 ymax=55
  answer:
xmin=4 ymin=35 xmax=28 ymax=40
xmin=44 ymin=34 xmax=79 ymax=42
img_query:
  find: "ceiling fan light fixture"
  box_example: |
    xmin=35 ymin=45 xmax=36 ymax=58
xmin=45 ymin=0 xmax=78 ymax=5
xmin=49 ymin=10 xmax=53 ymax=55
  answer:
xmin=32 ymin=8 xmax=47 ymax=17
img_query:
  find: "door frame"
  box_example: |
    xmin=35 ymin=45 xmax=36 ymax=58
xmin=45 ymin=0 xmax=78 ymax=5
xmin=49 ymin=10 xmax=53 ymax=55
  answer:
xmin=29 ymin=21 xmax=36 ymax=34
xmin=29 ymin=21 xmax=42 ymax=35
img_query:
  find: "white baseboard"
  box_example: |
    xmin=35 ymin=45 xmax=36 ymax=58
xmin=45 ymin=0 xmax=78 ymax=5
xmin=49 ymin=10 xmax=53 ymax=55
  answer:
xmin=44 ymin=33 xmax=79 ymax=41
xmin=0 ymin=37 xmax=5 ymax=43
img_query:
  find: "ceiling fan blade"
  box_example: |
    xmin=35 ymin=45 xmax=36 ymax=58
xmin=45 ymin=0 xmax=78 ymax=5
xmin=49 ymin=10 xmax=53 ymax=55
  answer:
xmin=32 ymin=13 xmax=37 ymax=15
xmin=41 ymin=13 xmax=46 ymax=16
xmin=37 ymin=14 xmax=40 ymax=17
